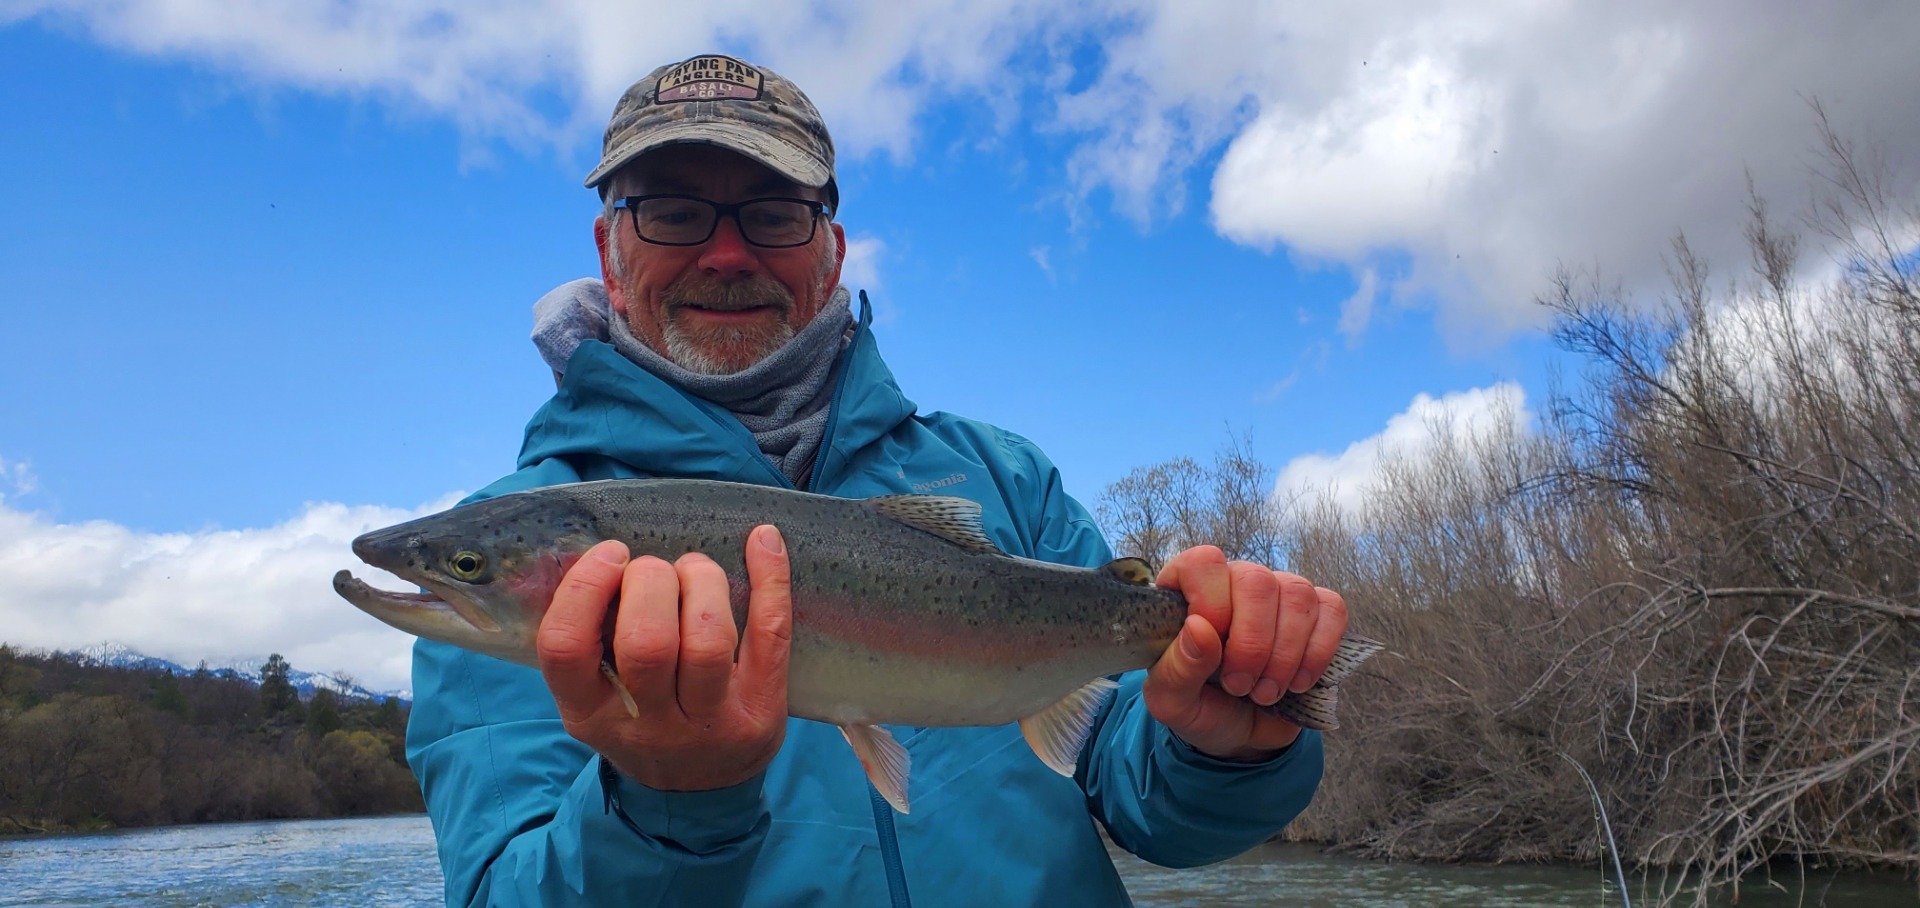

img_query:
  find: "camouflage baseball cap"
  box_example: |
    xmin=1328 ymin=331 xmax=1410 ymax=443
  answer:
xmin=584 ymin=54 xmax=836 ymax=205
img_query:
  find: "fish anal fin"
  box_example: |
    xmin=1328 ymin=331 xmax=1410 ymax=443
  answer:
xmin=1101 ymin=557 xmax=1154 ymax=586
xmin=840 ymin=724 xmax=912 ymax=814
xmin=866 ymin=495 xmax=1001 ymax=554
xmin=1018 ymin=677 xmax=1120 ymax=777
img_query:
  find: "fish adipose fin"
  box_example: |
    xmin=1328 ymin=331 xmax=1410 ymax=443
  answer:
xmin=1263 ymin=635 xmax=1386 ymax=731
xmin=1019 ymin=677 xmax=1120 ymax=776
xmin=866 ymin=494 xmax=1001 ymax=554
xmin=840 ymin=724 xmax=912 ymax=814
xmin=1101 ymin=557 xmax=1154 ymax=585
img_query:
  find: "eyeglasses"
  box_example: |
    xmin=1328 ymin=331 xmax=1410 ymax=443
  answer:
xmin=612 ymin=194 xmax=831 ymax=248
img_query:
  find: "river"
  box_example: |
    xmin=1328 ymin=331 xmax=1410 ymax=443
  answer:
xmin=0 ymin=815 xmax=1912 ymax=906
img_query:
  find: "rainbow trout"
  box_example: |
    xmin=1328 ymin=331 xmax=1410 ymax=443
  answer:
xmin=333 ymin=478 xmax=1381 ymax=812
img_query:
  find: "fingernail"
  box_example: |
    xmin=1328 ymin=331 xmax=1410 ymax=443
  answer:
xmin=591 ymin=541 xmax=628 ymax=565
xmin=1221 ymin=672 xmax=1254 ymax=697
xmin=758 ymin=526 xmax=785 ymax=555
xmin=1290 ymin=668 xmax=1316 ymax=693
xmin=1252 ymin=678 xmax=1282 ymax=705
xmin=1178 ymin=627 xmax=1202 ymax=660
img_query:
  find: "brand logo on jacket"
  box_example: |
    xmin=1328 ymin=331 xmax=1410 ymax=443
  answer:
xmin=909 ymin=472 xmax=967 ymax=494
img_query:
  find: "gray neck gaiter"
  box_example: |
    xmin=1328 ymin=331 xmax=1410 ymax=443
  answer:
xmin=533 ymin=279 xmax=853 ymax=487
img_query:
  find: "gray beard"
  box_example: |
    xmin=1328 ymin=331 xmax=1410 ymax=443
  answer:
xmin=661 ymin=315 xmax=796 ymax=376
xmin=605 ymin=286 xmax=856 ymax=486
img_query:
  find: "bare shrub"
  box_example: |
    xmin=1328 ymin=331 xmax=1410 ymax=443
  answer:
xmin=1520 ymin=139 xmax=1919 ymax=902
xmin=1097 ymin=434 xmax=1284 ymax=572
xmin=1103 ymin=118 xmax=1918 ymax=904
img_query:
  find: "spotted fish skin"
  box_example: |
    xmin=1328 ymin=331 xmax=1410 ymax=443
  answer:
xmin=333 ymin=478 xmax=1383 ymax=810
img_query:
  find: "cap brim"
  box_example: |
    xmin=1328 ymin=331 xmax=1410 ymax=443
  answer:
xmin=583 ymin=120 xmax=832 ymax=191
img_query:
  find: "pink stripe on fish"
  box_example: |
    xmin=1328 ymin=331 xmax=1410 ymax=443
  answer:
xmin=795 ymin=591 xmax=1070 ymax=666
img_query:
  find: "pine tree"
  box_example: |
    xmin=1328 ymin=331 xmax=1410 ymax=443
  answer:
xmin=151 ymin=671 xmax=189 ymax=717
xmin=304 ymin=688 xmax=342 ymax=736
xmin=260 ymin=653 xmax=299 ymax=717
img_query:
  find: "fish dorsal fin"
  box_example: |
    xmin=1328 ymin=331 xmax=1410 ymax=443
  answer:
xmin=1018 ymin=677 xmax=1120 ymax=777
xmin=1102 ymin=557 xmax=1155 ymax=586
xmin=840 ymin=724 xmax=912 ymax=813
xmin=866 ymin=494 xmax=1001 ymax=554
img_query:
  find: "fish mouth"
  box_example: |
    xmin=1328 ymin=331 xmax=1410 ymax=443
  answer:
xmin=332 ymin=570 xmax=502 ymax=634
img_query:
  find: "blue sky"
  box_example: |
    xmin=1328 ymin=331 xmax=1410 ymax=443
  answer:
xmin=0 ymin=24 xmax=1548 ymax=532
xmin=2 ymin=1 xmax=1912 ymax=692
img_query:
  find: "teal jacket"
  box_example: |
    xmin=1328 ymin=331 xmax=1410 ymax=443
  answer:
xmin=407 ymin=296 xmax=1324 ymax=907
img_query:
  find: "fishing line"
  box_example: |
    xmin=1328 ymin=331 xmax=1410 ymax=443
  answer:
xmin=1559 ymin=751 xmax=1632 ymax=908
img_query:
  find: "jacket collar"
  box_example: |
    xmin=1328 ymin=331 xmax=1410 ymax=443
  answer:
xmin=516 ymin=291 xmax=916 ymax=489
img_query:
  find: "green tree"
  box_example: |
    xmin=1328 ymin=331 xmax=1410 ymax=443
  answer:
xmin=259 ymin=654 xmax=299 ymax=718
xmin=304 ymin=689 xmax=342 ymax=737
xmin=150 ymin=671 xmax=188 ymax=718
xmin=374 ymin=697 xmax=404 ymax=735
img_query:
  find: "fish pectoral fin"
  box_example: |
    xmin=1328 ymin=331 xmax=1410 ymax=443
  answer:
xmin=1266 ymin=684 xmax=1341 ymax=731
xmin=1019 ymin=677 xmax=1120 ymax=777
xmin=840 ymin=724 xmax=912 ymax=814
xmin=865 ymin=494 xmax=1002 ymax=554
xmin=599 ymin=660 xmax=641 ymax=718
xmin=1100 ymin=557 xmax=1154 ymax=586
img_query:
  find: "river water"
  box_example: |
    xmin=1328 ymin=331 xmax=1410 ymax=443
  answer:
xmin=0 ymin=815 xmax=1912 ymax=907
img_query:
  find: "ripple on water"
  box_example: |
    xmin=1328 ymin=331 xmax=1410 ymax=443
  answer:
xmin=0 ymin=816 xmax=444 ymax=908
xmin=2 ymin=817 xmax=1911 ymax=906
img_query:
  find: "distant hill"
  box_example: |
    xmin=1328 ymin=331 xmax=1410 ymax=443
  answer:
xmin=0 ymin=644 xmax=421 ymax=835
xmin=68 ymin=642 xmax=409 ymax=704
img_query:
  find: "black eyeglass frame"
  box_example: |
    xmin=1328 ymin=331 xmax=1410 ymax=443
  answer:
xmin=612 ymin=194 xmax=833 ymax=248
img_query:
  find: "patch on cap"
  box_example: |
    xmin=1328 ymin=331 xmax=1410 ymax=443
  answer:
xmin=657 ymin=55 xmax=764 ymax=103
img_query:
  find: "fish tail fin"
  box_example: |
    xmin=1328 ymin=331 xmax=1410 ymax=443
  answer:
xmin=1262 ymin=634 xmax=1385 ymax=731
xmin=1265 ymin=683 xmax=1342 ymax=731
xmin=1316 ymin=634 xmax=1385 ymax=687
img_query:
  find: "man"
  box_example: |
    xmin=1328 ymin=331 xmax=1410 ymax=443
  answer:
xmin=408 ymin=53 xmax=1351 ymax=907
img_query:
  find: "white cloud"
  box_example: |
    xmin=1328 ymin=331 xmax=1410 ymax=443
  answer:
xmin=840 ymin=234 xmax=885 ymax=293
xmin=1275 ymin=382 xmax=1530 ymax=516
xmin=1337 ymin=268 xmax=1380 ymax=343
xmin=8 ymin=0 xmax=1916 ymax=343
xmin=1182 ymin=1 xmax=1920 ymax=341
xmin=0 ymin=457 xmax=37 ymax=499
xmin=1255 ymin=371 xmax=1298 ymax=403
xmin=839 ymin=233 xmax=891 ymax=324
xmin=1030 ymin=245 xmax=1054 ymax=281
xmin=2 ymin=0 xmax=1076 ymax=163
xmin=0 ymin=492 xmax=462 ymax=694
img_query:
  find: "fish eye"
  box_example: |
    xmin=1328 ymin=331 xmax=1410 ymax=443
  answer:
xmin=447 ymin=551 xmax=488 ymax=581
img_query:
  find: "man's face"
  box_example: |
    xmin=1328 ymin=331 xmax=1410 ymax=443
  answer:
xmin=595 ymin=144 xmax=846 ymax=375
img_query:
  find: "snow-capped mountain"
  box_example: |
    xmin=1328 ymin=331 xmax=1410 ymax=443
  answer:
xmin=71 ymin=642 xmax=410 ymax=703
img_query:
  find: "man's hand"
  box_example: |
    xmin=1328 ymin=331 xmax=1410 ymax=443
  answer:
xmin=1142 ymin=545 xmax=1349 ymax=761
xmin=536 ymin=525 xmax=794 ymax=792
